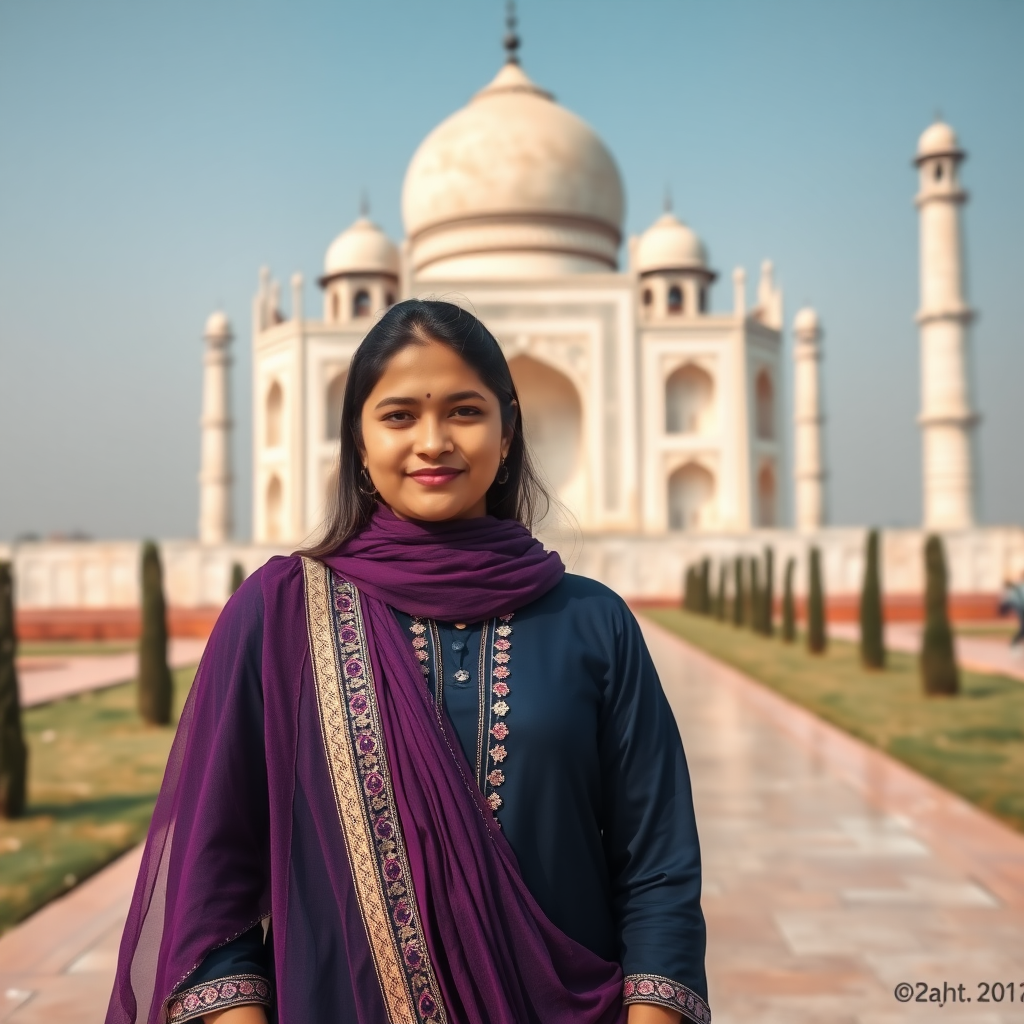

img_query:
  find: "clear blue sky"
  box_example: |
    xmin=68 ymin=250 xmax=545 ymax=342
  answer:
xmin=0 ymin=0 xmax=1020 ymax=541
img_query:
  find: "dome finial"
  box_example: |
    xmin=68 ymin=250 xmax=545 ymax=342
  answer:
xmin=664 ymin=183 xmax=673 ymax=213
xmin=359 ymin=189 xmax=370 ymax=217
xmin=504 ymin=0 xmax=520 ymax=64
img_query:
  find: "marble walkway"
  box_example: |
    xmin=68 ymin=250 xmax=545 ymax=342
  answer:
xmin=2 ymin=620 xmax=1023 ymax=1022
xmin=17 ymin=639 xmax=207 ymax=707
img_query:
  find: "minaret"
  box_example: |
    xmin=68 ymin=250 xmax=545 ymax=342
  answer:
xmin=793 ymin=307 xmax=826 ymax=530
xmin=915 ymin=120 xmax=978 ymax=530
xmin=198 ymin=311 xmax=234 ymax=543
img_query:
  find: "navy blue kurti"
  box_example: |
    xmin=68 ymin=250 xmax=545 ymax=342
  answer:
xmin=185 ymin=573 xmax=707 ymax=1013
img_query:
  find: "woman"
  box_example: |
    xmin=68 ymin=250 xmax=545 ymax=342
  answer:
xmin=107 ymin=300 xmax=710 ymax=1024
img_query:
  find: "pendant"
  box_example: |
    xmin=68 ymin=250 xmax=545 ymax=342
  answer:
xmin=453 ymin=669 xmax=470 ymax=683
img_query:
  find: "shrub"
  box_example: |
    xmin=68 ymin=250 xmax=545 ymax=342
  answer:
xmin=733 ymin=557 xmax=745 ymax=627
xmin=749 ymin=557 xmax=761 ymax=633
xmin=138 ymin=542 xmax=173 ymax=725
xmin=860 ymin=529 xmax=885 ymax=669
xmin=807 ymin=546 xmax=827 ymax=654
xmin=921 ymin=535 xmax=959 ymax=696
xmin=782 ymin=557 xmax=796 ymax=643
xmin=0 ymin=562 xmax=27 ymax=818
xmin=715 ymin=564 xmax=727 ymax=621
xmin=700 ymin=558 xmax=711 ymax=615
xmin=762 ymin=547 xmax=775 ymax=637
xmin=230 ymin=561 xmax=245 ymax=594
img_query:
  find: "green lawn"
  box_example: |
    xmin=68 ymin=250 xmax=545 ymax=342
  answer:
xmin=0 ymin=669 xmax=193 ymax=932
xmin=19 ymin=640 xmax=138 ymax=657
xmin=644 ymin=608 xmax=1024 ymax=834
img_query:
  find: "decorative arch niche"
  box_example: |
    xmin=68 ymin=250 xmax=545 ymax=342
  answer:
xmin=325 ymin=371 xmax=347 ymax=442
xmin=266 ymin=381 xmax=283 ymax=448
xmin=757 ymin=462 xmax=776 ymax=527
xmin=666 ymin=363 xmax=714 ymax=435
xmin=755 ymin=370 xmax=775 ymax=440
xmin=667 ymin=462 xmax=715 ymax=530
xmin=507 ymin=355 xmax=583 ymax=504
xmin=266 ymin=475 xmax=283 ymax=541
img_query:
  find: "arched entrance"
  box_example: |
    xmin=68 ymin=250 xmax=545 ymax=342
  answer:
xmin=507 ymin=355 xmax=583 ymax=514
xmin=325 ymin=371 xmax=347 ymax=442
xmin=756 ymin=370 xmax=774 ymax=440
xmin=757 ymin=462 xmax=776 ymax=527
xmin=666 ymin=364 xmax=714 ymax=434
xmin=667 ymin=463 xmax=715 ymax=530
xmin=266 ymin=475 xmax=283 ymax=541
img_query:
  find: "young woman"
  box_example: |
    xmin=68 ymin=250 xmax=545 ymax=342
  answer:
xmin=107 ymin=300 xmax=710 ymax=1024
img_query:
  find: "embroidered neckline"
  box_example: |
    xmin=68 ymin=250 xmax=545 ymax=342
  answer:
xmin=407 ymin=612 xmax=514 ymax=816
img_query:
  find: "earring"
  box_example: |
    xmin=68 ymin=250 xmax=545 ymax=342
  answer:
xmin=496 ymin=457 xmax=509 ymax=485
xmin=359 ymin=466 xmax=378 ymax=496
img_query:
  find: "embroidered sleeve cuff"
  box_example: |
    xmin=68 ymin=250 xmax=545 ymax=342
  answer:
xmin=166 ymin=974 xmax=272 ymax=1022
xmin=622 ymin=974 xmax=711 ymax=1022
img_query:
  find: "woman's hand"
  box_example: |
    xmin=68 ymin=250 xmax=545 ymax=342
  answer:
xmin=202 ymin=1007 xmax=268 ymax=1024
xmin=627 ymin=1004 xmax=683 ymax=1024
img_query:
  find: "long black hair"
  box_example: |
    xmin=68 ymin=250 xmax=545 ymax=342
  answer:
xmin=302 ymin=299 xmax=549 ymax=557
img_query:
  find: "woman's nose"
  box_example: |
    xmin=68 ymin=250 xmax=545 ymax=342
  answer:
xmin=415 ymin=414 xmax=454 ymax=458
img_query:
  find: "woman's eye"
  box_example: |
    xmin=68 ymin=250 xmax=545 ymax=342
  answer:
xmin=383 ymin=411 xmax=414 ymax=423
xmin=451 ymin=406 xmax=483 ymax=418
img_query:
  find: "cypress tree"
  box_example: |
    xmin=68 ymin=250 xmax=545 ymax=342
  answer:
xmin=749 ymin=557 xmax=761 ymax=633
xmin=230 ymin=561 xmax=245 ymax=595
xmin=782 ymin=557 xmax=796 ymax=643
xmin=860 ymin=529 xmax=886 ymax=669
xmin=0 ymin=563 xmax=27 ymax=818
xmin=762 ymin=547 xmax=775 ymax=637
xmin=921 ymin=535 xmax=959 ymax=695
xmin=716 ymin=564 xmax=727 ymax=621
xmin=733 ymin=557 xmax=745 ymax=627
xmin=138 ymin=542 xmax=173 ymax=725
xmin=807 ymin=546 xmax=827 ymax=654
xmin=700 ymin=558 xmax=711 ymax=615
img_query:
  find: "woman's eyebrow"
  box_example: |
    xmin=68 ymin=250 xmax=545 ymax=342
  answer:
xmin=447 ymin=390 xmax=487 ymax=402
xmin=374 ymin=396 xmax=418 ymax=410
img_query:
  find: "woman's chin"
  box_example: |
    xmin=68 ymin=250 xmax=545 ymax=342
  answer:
xmin=385 ymin=492 xmax=488 ymax=523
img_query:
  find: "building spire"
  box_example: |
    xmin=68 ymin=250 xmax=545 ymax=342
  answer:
xmin=664 ymin=183 xmax=673 ymax=213
xmin=359 ymin=190 xmax=369 ymax=217
xmin=504 ymin=0 xmax=520 ymax=64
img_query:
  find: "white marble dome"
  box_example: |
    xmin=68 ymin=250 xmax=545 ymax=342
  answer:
xmin=324 ymin=217 xmax=399 ymax=279
xmin=402 ymin=62 xmax=625 ymax=278
xmin=635 ymin=212 xmax=708 ymax=274
xmin=793 ymin=307 xmax=821 ymax=337
xmin=203 ymin=310 xmax=232 ymax=340
xmin=917 ymin=121 xmax=961 ymax=159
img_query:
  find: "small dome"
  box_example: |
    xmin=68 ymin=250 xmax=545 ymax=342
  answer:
xmin=635 ymin=212 xmax=708 ymax=274
xmin=793 ymin=307 xmax=820 ymax=338
xmin=402 ymin=61 xmax=624 ymax=278
xmin=203 ymin=311 xmax=232 ymax=340
xmin=324 ymin=217 xmax=399 ymax=279
xmin=916 ymin=121 xmax=961 ymax=160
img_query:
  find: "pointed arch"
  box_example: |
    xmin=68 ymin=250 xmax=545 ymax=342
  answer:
xmin=756 ymin=370 xmax=775 ymax=440
xmin=266 ymin=381 xmax=283 ymax=448
xmin=667 ymin=462 xmax=715 ymax=530
xmin=666 ymin=364 xmax=714 ymax=435
xmin=266 ymin=475 xmax=283 ymax=541
xmin=757 ymin=461 xmax=776 ymax=527
xmin=325 ymin=371 xmax=347 ymax=442
xmin=507 ymin=354 xmax=583 ymax=503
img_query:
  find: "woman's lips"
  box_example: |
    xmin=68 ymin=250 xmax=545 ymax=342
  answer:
xmin=408 ymin=467 xmax=463 ymax=486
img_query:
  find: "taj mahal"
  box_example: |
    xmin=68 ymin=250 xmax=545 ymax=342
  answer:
xmin=7 ymin=29 xmax=1022 ymax=617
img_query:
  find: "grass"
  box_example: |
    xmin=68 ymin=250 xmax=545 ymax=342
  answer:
xmin=0 ymin=668 xmax=194 ymax=933
xmin=19 ymin=640 xmax=137 ymax=657
xmin=644 ymin=608 xmax=1024 ymax=834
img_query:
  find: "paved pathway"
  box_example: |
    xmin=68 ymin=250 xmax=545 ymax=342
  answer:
xmin=2 ymin=622 xmax=1023 ymax=1022
xmin=17 ymin=639 xmax=208 ymax=707
xmin=829 ymin=621 xmax=1024 ymax=682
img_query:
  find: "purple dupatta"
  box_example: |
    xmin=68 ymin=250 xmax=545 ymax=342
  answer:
xmin=107 ymin=508 xmax=626 ymax=1024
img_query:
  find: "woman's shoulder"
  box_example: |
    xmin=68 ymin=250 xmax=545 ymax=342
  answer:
xmin=530 ymin=572 xmax=636 ymax=628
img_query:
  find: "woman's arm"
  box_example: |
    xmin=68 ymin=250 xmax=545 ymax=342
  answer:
xmin=628 ymin=1007 xmax=682 ymax=1024
xmin=203 ymin=1010 xmax=268 ymax=1024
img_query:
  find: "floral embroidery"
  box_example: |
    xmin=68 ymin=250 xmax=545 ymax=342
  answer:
xmin=487 ymin=769 xmax=505 ymax=786
xmin=490 ymin=722 xmax=508 ymax=740
xmin=622 ymin=974 xmax=711 ymax=1023
xmin=492 ymin=700 xmax=509 ymax=717
xmin=489 ymin=744 xmax=507 ymax=763
xmin=167 ymin=975 xmax=271 ymax=1022
xmin=486 ymin=792 xmax=502 ymax=811
xmin=329 ymin=576 xmax=447 ymax=1024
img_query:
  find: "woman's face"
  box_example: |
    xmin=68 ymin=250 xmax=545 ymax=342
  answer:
xmin=360 ymin=339 xmax=512 ymax=522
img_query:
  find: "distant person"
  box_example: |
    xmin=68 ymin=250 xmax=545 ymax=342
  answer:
xmin=106 ymin=301 xmax=709 ymax=1024
xmin=999 ymin=574 xmax=1024 ymax=648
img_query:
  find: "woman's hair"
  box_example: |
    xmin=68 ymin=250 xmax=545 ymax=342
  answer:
xmin=301 ymin=299 xmax=550 ymax=556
